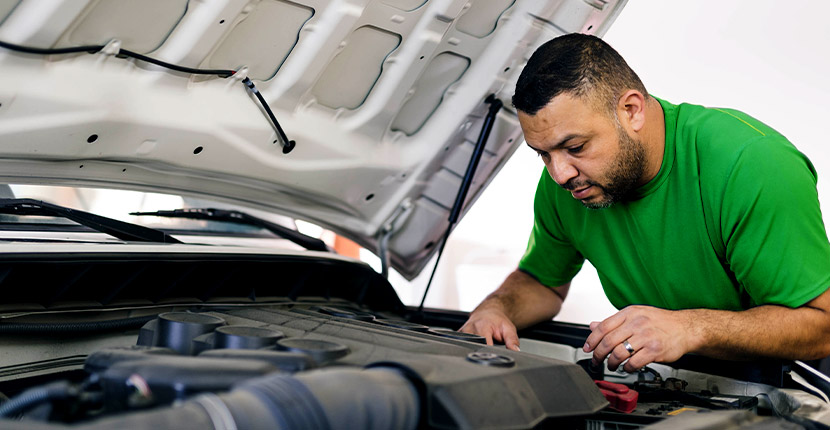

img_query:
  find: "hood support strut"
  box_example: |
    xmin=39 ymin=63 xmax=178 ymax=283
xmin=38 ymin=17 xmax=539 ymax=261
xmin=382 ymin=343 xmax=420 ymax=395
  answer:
xmin=416 ymin=94 xmax=503 ymax=315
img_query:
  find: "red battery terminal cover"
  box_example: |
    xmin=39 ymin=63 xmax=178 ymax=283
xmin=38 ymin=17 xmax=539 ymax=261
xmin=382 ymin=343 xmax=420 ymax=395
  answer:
xmin=594 ymin=380 xmax=638 ymax=413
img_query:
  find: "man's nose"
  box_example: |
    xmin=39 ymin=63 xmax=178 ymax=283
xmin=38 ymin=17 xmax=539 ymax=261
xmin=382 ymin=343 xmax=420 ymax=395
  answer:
xmin=547 ymin=152 xmax=579 ymax=186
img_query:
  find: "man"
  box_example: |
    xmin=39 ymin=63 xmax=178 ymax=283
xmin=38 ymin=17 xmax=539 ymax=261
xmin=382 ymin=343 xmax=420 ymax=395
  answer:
xmin=460 ymin=33 xmax=830 ymax=373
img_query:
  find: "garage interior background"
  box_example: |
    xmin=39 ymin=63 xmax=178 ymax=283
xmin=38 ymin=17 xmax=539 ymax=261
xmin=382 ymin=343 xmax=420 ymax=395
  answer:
xmin=379 ymin=0 xmax=830 ymax=324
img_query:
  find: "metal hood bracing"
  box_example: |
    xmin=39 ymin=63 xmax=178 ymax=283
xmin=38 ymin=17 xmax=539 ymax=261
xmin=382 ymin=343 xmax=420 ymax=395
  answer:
xmin=0 ymin=0 xmax=626 ymax=279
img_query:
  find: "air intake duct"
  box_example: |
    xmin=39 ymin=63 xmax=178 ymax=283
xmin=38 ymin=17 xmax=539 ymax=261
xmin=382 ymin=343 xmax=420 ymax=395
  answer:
xmin=0 ymin=367 xmax=420 ymax=430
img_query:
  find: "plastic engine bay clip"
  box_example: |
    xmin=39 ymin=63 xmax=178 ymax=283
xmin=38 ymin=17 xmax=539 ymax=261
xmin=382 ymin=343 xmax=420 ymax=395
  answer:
xmin=595 ymin=380 xmax=639 ymax=413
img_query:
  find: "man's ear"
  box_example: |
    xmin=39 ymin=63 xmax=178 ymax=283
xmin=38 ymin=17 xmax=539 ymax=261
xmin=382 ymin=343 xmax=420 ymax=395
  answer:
xmin=617 ymin=90 xmax=647 ymax=133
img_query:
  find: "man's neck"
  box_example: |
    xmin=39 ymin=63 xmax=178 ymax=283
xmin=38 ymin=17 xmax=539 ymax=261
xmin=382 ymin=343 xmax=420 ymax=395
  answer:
xmin=639 ymin=96 xmax=666 ymax=185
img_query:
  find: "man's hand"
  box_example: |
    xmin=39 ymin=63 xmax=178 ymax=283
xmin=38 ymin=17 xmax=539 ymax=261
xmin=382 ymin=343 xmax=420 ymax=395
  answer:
xmin=460 ymin=307 xmax=521 ymax=351
xmin=458 ymin=269 xmax=569 ymax=351
xmin=584 ymin=288 xmax=830 ymax=370
xmin=583 ymin=306 xmax=701 ymax=373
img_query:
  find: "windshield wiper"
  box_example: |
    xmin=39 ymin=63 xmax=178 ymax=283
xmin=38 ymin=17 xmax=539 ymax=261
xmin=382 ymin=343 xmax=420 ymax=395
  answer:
xmin=0 ymin=199 xmax=182 ymax=243
xmin=130 ymin=208 xmax=329 ymax=252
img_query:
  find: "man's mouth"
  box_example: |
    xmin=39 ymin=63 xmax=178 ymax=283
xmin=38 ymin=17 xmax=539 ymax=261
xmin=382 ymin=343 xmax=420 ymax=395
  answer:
xmin=571 ymin=185 xmax=593 ymax=199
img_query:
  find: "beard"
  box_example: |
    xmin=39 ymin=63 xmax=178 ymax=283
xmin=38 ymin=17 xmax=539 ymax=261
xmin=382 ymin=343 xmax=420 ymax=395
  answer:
xmin=562 ymin=125 xmax=647 ymax=209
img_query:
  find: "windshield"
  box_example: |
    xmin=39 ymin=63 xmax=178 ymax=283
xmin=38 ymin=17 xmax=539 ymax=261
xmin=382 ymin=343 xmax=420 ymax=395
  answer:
xmin=0 ymin=184 xmax=296 ymax=235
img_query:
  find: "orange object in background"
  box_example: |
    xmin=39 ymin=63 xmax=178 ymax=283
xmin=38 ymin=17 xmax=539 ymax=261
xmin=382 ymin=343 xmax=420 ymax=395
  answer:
xmin=334 ymin=235 xmax=361 ymax=259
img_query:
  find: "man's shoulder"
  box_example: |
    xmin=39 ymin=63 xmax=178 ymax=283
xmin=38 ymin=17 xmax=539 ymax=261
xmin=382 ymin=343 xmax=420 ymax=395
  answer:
xmin=665 ymin=99 xmax=797 ymax=179
xmin=664 ymin=99 xmax=816 ymax=221
xmin=670 ymin=100 xmax=783 ymax=147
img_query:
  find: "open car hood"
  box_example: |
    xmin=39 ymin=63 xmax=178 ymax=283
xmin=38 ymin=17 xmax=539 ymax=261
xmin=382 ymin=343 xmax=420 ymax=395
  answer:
xmin=0 ymin=0 xmax=626 ymax=279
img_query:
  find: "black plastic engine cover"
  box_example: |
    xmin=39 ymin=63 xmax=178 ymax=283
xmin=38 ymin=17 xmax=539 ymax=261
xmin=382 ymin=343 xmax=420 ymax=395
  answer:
xmin=124 ymin=304 xmax=608 ymax=429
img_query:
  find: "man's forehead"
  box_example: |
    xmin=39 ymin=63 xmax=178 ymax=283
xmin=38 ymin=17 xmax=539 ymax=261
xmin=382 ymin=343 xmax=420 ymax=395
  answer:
xmin=518 ymin=94 xmax=600 ymax=146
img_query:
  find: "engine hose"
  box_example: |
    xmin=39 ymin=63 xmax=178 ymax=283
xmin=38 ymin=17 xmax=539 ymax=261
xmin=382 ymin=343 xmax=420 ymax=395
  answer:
xmin=0 ymin=367 xmax=420 ymax=430
xmin=0 ymin=316 xmax=156 ymax=334
xmin=0 ymin=382 xmax=76 ymax=417
xmin=228 ymin=367 xmax=419 ymax=430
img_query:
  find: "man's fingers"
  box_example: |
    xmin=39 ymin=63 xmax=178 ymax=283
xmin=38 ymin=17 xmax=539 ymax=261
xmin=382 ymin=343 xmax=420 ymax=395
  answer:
xmin=460 ymin=320 xmax=495 ymax=345
xmin=470 ymin=322 xmax=496 ymax=346
xmin=592 ymin=328 xmax=635 ymax=366
xmin=584 ymin=312 xmax=628 ymax=353
xmin=458 ymin=310 xmax=519 ymax=349
xmin=606 ymin=342 xmax=635 ymax=370
xmin=484 ymin=332 xmax=494 ymax=346
xmin=622 ymin=339 xmax=654 ymax=372
xmin=585 ymin=311 xmax=633 ymax=367
xmin=584 ymin=307 xmax=688 ymax=372
xmin=477 ymin=323 xmax=496 ymax=346
xmin=623 ymin=353 xmax=648 ymax=373
xmin=501 ymin=323 xmax=520 ymax=351
xmin=491 ymin=322 xmax=520 ymax=351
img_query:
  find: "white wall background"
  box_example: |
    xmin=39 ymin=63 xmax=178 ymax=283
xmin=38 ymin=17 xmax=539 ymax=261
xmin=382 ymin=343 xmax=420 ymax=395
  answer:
xmin=388 ymin=0 xmax=830 ymax=325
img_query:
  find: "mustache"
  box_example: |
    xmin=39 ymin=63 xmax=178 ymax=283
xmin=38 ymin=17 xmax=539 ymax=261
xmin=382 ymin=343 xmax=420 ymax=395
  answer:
xmin=561 ymin=178 xmax=600 ymax=191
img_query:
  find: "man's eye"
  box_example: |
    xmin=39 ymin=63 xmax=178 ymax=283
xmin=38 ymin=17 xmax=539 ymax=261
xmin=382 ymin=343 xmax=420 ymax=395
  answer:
xmin=536 ymin=151 xmax=549 ymax=159
xmin=567 ymin=144 xmax=585 ymax=154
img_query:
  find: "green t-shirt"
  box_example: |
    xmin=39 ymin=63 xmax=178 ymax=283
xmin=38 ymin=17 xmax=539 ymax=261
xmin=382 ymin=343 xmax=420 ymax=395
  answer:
xmin=518 ymin=98 xmax=830 ymax=311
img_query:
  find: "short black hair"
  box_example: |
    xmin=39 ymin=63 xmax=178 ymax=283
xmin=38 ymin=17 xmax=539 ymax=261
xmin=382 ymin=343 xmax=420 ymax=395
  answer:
xmin=512 ymin=33 xmax=647 ymax=116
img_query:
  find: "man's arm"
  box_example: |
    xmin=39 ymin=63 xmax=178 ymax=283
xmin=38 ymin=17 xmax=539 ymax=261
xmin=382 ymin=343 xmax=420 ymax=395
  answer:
xmin=459 ymin=269 xmax=570 ymax=351
xmin=585 ymin=287 xmax=830 ymax=372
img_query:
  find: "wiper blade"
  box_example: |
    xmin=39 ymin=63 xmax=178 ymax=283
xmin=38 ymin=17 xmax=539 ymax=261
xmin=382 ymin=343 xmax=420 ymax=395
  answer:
xmin=130 ymin=208 xmax=329 ymax=252
xmin=0 ymin=199 xmax=182 ymax=243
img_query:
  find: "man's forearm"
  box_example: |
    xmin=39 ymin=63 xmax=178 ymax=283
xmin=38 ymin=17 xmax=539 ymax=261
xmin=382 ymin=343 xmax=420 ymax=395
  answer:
xmin=684 ymin=300 xmax=830 ymax=360
xmin=475 ymin=269 xmax=568 ymax=330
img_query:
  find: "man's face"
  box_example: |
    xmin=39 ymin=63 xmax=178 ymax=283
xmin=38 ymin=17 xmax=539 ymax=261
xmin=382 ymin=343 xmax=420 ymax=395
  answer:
xmin=518 ymin=93 xmax=646 ymax=209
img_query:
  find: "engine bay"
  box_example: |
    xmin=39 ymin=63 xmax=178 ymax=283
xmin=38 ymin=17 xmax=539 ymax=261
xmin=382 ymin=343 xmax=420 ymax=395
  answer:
xmin=0 ymin=252 xmax=827 ymax=429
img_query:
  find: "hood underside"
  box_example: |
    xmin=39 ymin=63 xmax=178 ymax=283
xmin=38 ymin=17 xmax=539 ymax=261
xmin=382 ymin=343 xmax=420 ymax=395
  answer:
xmin=0 ymin=0 xmax=626 ymax=279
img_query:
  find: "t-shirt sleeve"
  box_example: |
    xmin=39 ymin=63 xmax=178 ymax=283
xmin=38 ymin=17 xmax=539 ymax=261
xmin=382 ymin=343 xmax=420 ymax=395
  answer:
xmin=518 ymin=170 xmax=585 ymax=287
xmin=722 ymin=137 xmax=830 ymax=307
